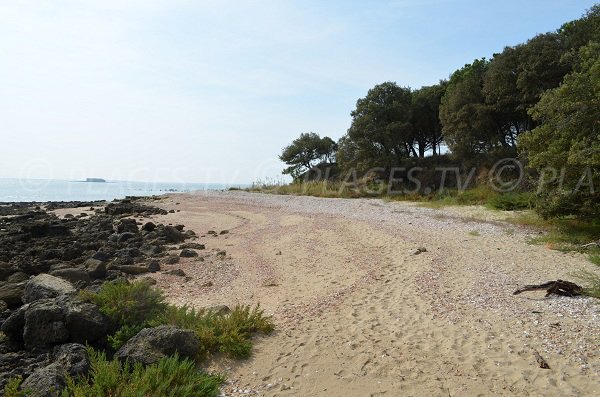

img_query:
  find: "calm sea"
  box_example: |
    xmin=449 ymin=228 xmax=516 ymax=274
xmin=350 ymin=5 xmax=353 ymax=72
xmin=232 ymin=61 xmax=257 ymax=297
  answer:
xmin=0 ymin=178 xmax=244 ymax=202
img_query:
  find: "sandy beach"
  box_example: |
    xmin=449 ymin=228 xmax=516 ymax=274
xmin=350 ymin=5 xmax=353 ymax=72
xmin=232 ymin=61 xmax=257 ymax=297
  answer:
xmin=140 ymin=191 xmax=599 ymax=396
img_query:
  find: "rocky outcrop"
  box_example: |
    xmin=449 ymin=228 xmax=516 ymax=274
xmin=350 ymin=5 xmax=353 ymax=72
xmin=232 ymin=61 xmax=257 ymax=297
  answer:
xmin=115 ymin=325 xmax=199 ymax=366
xmin=22 ymin=274 xmax=76 ymax=303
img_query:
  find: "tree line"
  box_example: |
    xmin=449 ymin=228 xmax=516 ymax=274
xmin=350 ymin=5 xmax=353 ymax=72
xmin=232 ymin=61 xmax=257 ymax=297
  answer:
xmin=279 ymin=5 xmax=599 ymax=218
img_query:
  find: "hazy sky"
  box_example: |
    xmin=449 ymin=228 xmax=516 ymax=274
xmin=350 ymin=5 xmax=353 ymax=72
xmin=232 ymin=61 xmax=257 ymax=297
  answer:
xmin=0 ymin=0 xmax=595 ymax=184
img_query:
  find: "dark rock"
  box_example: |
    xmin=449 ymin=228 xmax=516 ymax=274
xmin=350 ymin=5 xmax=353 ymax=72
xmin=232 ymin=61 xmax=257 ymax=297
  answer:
xmin=142 ymin=222 xmax=156 ymax=232
xmin=147 ymin=260 xmax=160 ymax=273
xmin=163 ymin=255 xmax=179 ymax=265
xmin=219 ymin=230 xmax=229 ymax=235
xmin=91 ymin=251 xmax=111 ymax=262
xmin=179 ymin=249 xmax=198 ymax=258
xmin=0 ymin=282 xmax=25 ymax=308
xmin=50 ymin=268 xmax=91 ymax=285
xmin=114 ymin=325 xmax=199 ymax=366
xmin=62 ymin=299 xmax=107 ymax=345
xmin=41 ymin=249 xmax=63 ymax=260
xmin=0 ymin=300 xmax=7 ymax=312
xmin=116 ymin=218 xmax=139 ymax=233
xmin=1 ymin=304 xmax=28 ymax=344
xmin=179 ymin=242 xmax=205 ymax=250
xmin=24 ymin=299 xmax=69 ymax=348
xmin=21 ymin=362 xmax=66 ymax=397
xmin=162 ymin=226 xmax=185 ymax=243
xmin=174 ymin=225 xmax=185 ymax=231
xmin=117 ymin=232 xmax=136 ymax=243
xmin=53 ymin=343 xmax=90 ymax=377
xmin=140 ymin=243 xmax=162 ymax=256
xmin=119 ymin=265 xmax=149 ymax=275
xmin=84 ymin=259 xmax=106 ymax=279
xmin=164 ymin=269 xmax=185 ymax=277
xmin=62 ymin=244 xmax=83 ymax=261
xmin=23 ymin=274 xmax=76 ymax=303
xmin=0 ymin=261 xmax=13 ymax=281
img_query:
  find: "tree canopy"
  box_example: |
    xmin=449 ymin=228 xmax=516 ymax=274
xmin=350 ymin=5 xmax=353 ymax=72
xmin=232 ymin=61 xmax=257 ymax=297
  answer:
xmin=279 ymin=132 xmax=337 ymax=179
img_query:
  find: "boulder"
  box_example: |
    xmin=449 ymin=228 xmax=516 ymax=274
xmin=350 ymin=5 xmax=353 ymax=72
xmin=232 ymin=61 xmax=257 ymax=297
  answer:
xmin=62 ymin=299 xmax=107 ymax=344
xmin=23 ymin=299 xmax=69 ymax=349
xmin=0 ymin=281 xmax=25 ymax=308
xmin=117 ymin=232 xmax=136 ymax=243
xmin=84 ymin=259 xmax=106 ymax=279
xmin=162 ymin=226 xmax=185 ymax=243
xmin=141 ymin=222 xmax=156 ymax=232
xmin=147 ymin=259 xmax=160 ymax=273
xmin=180 ymin=249 xmax=198 ymax=258
xmin=50 ymin=268 xmax=91 ymax=285
xmin=116 ymin=218 xmax=139 ymax=233
xmin=1 ymin=304 xmax=28 ymax=343
xmin=7 ymin=272 xmax=29 ymax=283
xmin=23 ymin=274 xmax=76 ymax=303
xmin=114 ymin=325 xmax=199 ymax=366
xmin=20 ymin=362 xmax=66 ymax=397
xmin=53 ymin=343 xmax=90 ymax=377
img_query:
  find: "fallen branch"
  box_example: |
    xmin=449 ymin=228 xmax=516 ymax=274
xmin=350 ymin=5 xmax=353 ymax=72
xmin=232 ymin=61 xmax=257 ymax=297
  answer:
xmin=533 ymin=350 xmax=550 ymax=369
xmin=513 ymin=280 xmax=582 ymax=297
xmin=580 ymin=241 xmax=600 ymax=249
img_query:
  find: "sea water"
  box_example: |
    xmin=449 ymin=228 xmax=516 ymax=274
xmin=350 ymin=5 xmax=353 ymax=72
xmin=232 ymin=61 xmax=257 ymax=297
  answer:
xmin=0 ymin=178 xmax=244 ymax=202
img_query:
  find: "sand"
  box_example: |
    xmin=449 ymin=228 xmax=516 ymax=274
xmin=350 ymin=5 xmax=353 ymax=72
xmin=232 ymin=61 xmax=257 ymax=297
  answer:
xmin=140 ymin=191 xmax=598 ymax=396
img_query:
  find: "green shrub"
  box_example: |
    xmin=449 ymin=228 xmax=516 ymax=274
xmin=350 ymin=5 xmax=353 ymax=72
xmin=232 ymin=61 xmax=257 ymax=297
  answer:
xmin=487 ymin=192 xmax=533 ymax=211
xmin=81 ymin=280 xmax=168 ymax=349
xmin=153 ymin=304 xmax=274 ymax=359
xmin=62 ymin=348 xmax=223 ymax=397
xmin=3 ymin=376 xmax=28 ymax=397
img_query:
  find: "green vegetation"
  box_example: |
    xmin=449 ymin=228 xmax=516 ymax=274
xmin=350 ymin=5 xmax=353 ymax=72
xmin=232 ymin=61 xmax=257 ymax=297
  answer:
xmin=152 ymin=304 xmax=274 ymax=359
xmin=276 ymin=5 xmax=599 ymax=220
xmin=572 ymin=270 xmax=600 ymax=299
xmin=82 ymin=280 xmax=274 ymax=357
xmin=81 ymin=280 xmax=167 ymax=349
xmin=3 ymin=377 xmax=27 ymax=397
xmin=61 ymin=349 xmax=223 ymax=397
xmin=279 ymin=132 xmax=337 ymax=179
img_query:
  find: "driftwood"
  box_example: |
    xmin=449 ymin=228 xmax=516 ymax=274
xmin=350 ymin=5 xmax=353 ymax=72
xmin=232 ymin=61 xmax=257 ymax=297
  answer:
xmin=580 ymin=241 xmax=600 ymax=249
xmin=513 ymin=280 xmax=582 ymax=297
xmin=533 ymin=350 xmax=550 ymax=369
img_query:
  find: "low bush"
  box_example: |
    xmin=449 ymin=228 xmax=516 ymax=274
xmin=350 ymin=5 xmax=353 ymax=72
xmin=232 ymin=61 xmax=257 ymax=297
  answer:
xmin=81 ymin=280 xmax=167 ymax=349
xmin=83 ymin=281 xmax=274 ymax=358
xmin=153 ymin=304 xmax=274 ymax=359
xmin=487 ymin=192 xmax=533 ymax=211
xmin=61 ymin=349 xmax=223 ymax=397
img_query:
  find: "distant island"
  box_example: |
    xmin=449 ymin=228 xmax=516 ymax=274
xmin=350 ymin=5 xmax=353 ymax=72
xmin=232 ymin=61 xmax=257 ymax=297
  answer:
xmin=85 ymin=178 xmax=106 ymax=183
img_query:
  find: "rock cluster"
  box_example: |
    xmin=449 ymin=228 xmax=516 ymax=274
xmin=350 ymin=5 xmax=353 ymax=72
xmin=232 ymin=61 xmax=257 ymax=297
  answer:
xmin=0 ymin=197 xmax=199 ymax=392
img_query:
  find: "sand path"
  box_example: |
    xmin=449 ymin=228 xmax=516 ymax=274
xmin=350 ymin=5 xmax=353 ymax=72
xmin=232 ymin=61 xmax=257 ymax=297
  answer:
xmin=145 ymin=191 xmax=599 ymax=396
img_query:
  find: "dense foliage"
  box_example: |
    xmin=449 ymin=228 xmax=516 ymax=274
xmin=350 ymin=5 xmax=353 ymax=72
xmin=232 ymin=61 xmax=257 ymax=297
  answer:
xmin=279 ymin=5 xmax=600 ymax=218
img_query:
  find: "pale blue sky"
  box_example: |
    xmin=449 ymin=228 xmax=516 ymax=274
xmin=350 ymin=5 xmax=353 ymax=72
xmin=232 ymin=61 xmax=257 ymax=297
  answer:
xmin=0 ymin=0 xmax=595 ymax=183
